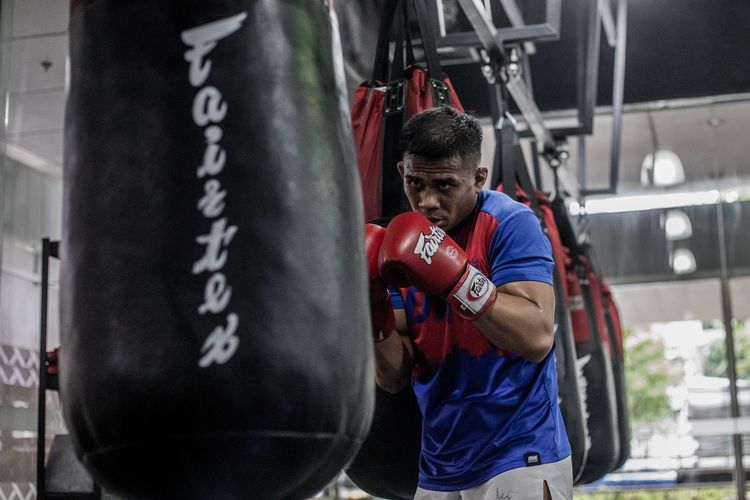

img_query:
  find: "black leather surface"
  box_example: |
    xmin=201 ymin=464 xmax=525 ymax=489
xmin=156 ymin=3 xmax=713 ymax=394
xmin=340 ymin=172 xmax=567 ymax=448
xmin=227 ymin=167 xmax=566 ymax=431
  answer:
xmin=61 ymin=1 xmax=373 ymax=498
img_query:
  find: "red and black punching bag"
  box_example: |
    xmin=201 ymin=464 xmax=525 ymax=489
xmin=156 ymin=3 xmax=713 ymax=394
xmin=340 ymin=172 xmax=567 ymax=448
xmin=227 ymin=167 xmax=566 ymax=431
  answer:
xmin=61 ymin=1 xmax=374 ymax=498
xmin=551 ymin=198 xmax=619 ymax=484
xmin=565 ymin=256 xmax=620 ymax=483
xmin=500 ymin=188 xmax=590 ymax=482
xmin=532 ymin=193 xmax=590 ymax=482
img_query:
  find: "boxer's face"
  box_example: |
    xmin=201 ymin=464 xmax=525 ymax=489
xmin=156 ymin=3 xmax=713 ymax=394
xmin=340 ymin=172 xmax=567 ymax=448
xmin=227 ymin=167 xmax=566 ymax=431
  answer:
xmin=398 ymin=154 xmax=487 ymax=232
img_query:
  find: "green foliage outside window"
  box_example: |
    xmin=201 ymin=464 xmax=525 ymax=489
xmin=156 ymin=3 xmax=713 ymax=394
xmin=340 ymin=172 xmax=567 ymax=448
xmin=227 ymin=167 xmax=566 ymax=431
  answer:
xmin=703 ymin=320 xmax=749 ymax=379
xmin=623 ymin=328 xmax=676 ymax=423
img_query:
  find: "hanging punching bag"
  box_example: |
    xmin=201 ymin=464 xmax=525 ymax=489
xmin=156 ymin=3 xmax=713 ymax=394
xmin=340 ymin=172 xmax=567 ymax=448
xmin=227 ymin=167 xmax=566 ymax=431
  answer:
xmin=61 ymin=1 xmax=374 ymax=499
xmin=565 ymin=258 xmax=620 ymax=483
xmin=509 ymin=190 xmax=590 ymax=483
xmin=346 ymin=386 xmax=421 ymax=499
xmin=551 ymin=262 xmax=590 ymax=483
xmin=552 ymin=198 xmax=619 ymax=484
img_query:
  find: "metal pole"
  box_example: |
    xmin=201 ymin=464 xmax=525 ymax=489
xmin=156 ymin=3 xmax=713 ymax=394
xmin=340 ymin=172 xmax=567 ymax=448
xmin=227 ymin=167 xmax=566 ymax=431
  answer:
xmin=577 ymin=135 xmax=587 ymax=192
xmin=36 ymin=238 xmax=51 ymax=500
xmin=0 ymin=0 xmax=15 ymax=290
xmin=717 ymin=199 xmax=745 ymax=499
xmin=608 ymin=0 xmax=627 ymax=195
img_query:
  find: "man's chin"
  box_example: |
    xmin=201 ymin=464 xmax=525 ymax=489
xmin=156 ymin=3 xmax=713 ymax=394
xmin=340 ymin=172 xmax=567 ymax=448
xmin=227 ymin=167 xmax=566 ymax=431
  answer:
xmin=434 ymin=219 xmax=455 ymax=231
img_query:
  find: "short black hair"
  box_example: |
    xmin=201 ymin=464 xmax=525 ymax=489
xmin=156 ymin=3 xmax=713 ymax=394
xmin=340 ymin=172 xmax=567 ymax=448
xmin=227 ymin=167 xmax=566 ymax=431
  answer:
xmin=399 ymin=106 xmax=482 ymax=167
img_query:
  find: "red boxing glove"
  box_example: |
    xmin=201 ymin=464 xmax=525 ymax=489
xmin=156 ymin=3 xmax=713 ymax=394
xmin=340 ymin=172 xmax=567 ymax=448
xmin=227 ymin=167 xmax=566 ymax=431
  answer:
xmin=378 ymin=212 xmax=497 ymax=320
xmin=365 ymin=224 xmax=397 ymax=341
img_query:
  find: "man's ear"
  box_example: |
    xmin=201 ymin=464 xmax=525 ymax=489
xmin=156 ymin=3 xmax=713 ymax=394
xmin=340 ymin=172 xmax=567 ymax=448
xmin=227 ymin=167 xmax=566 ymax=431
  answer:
xmin=397 ymin=161 xmax=405 ymax=178
xmin=475 ymin=166 xmax=488 ymax=191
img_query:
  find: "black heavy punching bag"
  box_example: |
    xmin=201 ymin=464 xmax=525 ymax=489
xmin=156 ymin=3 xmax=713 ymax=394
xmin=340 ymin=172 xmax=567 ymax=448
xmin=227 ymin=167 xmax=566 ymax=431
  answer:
xmin=552 ymin=199 xmax=618 ymax=484
xmin=532 ymin=193 xmax=590 ymax=482
xmin=346 ymin=386 xmax=421 ymax=499
xmin=61 ymin=1 xmax=374 ymax=498
xmin=566 ymin=259 xmax=620 ymax=483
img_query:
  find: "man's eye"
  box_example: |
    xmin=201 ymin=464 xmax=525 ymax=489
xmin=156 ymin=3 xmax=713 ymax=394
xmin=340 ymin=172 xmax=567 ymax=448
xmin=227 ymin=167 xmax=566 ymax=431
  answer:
xmin=438 ymin=182 xmax=453 ymax=190
xmin=409 ymin=179 xmax=422 ymax=188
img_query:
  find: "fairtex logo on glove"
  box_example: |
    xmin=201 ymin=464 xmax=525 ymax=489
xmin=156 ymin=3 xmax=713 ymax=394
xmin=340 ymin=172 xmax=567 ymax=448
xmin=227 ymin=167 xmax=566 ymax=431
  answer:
xmin=413 ymin=226 xmax=447 ymax=265
xmin=449 ymin=265 xmax=497 ymax=320
xmin=468 ymin=273 xmax=490 ymax=300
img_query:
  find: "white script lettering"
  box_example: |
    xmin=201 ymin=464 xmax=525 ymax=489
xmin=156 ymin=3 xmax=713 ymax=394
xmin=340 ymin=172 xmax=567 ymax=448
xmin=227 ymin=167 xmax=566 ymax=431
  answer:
xmin=413 ymin=226 xmax=446 ymax=265
xmin=182 ymin=13 xmax=248 ymax=87
xmin=183 ymin=13 xmax=247 ymax=368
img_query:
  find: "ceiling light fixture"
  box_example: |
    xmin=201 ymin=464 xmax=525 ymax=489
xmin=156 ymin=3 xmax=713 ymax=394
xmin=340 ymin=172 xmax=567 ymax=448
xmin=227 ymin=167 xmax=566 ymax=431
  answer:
xmin=567 ymin=189 xmax=722 ymax=215
xmin=640 ymin=111 xmax=685 ymax=188
xmin=663 ymin=210 xmax=693 ymax=240
xmin=724 ymin=190 xmax=740 ymax=203
xmin=671 ymin=248 xmax=696 ymax=275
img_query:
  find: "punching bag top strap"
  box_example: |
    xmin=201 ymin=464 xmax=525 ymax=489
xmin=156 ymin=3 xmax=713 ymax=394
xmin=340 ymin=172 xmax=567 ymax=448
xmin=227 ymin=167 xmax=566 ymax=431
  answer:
xmin=403 ymin=0 xmax=416 ymax=68
xmin=384 ymin=4 xmax=408 ymax=116
xmin=412 ymin=0 xmax=444 ymax=81
xmin=372 ymin=0 xmax=402 ymax=82
xmin=389 ymin=1 xmax=409 ymax=81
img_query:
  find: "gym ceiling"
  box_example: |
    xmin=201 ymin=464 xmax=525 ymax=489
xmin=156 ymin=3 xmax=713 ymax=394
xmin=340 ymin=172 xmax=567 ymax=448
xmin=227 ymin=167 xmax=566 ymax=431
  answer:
xmin=4 ymin=0 xmax=750 ymax=324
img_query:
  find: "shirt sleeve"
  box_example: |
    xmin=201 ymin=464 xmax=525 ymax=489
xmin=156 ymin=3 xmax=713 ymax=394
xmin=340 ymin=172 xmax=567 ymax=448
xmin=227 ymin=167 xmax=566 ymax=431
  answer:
xmin=388 ymin=286 xmax=405 ymax=309
xmin=488 ymin=208 xmax=554 ymax=287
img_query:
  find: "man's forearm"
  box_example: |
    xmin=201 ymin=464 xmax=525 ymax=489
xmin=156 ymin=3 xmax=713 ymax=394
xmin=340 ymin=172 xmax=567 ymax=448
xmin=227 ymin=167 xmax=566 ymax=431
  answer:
xmin=374 ymin=331 xmax=413 ymax=393
xmin=473 ymin=283 xmax=555 ymax=364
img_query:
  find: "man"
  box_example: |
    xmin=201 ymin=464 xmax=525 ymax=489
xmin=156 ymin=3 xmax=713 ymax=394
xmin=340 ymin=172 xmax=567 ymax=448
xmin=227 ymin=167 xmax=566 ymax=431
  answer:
xmin=365 ymin=106 xmax=572 ymax=499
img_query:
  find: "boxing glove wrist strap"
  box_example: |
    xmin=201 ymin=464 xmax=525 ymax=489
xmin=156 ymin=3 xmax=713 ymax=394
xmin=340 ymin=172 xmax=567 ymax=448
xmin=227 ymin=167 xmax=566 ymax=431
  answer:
xmin=448 ymin=265 xmax=497 ymax=320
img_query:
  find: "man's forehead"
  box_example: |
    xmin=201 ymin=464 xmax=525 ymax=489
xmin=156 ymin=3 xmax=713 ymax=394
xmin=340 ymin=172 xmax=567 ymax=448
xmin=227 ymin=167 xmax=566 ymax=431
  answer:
xmin=402 ymin=154 xmax=466 ymax=174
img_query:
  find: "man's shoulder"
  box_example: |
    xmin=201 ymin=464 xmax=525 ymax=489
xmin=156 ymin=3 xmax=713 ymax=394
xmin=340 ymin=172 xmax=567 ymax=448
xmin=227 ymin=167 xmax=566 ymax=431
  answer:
xmin=478 ymin=189 xmax=533 ymax=224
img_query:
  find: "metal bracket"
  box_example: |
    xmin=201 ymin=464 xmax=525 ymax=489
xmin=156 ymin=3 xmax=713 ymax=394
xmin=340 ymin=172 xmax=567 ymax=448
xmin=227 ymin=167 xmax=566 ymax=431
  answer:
xmin=429 ymin=78 xmax=450 ymax=107
xmin=384 ymin=80 xmax=407 ymax=116
xmin=541 ymin=139 xmax=581 ymax=199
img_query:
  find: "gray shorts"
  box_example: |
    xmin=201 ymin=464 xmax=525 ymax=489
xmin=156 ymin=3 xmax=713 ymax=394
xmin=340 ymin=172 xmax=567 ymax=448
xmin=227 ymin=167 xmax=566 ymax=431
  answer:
xmin=413 ymin=456 xmax=573 ymax=500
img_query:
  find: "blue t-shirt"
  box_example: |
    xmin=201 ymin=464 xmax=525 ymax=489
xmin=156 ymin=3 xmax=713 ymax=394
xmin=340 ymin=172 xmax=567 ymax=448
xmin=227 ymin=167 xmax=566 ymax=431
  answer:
xmin=390 ymin=190 xmax=570 ymax=491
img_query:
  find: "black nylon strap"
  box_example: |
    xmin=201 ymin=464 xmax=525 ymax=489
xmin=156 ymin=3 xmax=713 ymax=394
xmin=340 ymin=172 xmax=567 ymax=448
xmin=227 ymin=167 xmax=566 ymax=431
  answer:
xmin=371 ymin=0 xmax=400 ymax=82
xmin=412 ymin=0 xmax=444 ymax=81
xmin=403 ymin=0 xmax=416 ymax=67
xmin=389 ymin=0 xmax=409 ymax=80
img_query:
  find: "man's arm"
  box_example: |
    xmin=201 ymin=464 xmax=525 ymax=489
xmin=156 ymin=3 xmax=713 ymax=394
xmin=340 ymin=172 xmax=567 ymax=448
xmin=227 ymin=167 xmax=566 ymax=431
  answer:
xmin=373 ymin=309 xmax=414 ymax=393
xmin=365 ymin=222 xmax=415 ymax=393
xmin=473 ymin=281 xmax=555 ymax=364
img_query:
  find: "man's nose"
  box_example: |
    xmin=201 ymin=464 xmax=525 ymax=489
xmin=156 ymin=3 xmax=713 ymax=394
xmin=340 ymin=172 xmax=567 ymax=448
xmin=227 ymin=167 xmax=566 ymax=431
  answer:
xmin=418 ymin=189 xmax=440 ymax=211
